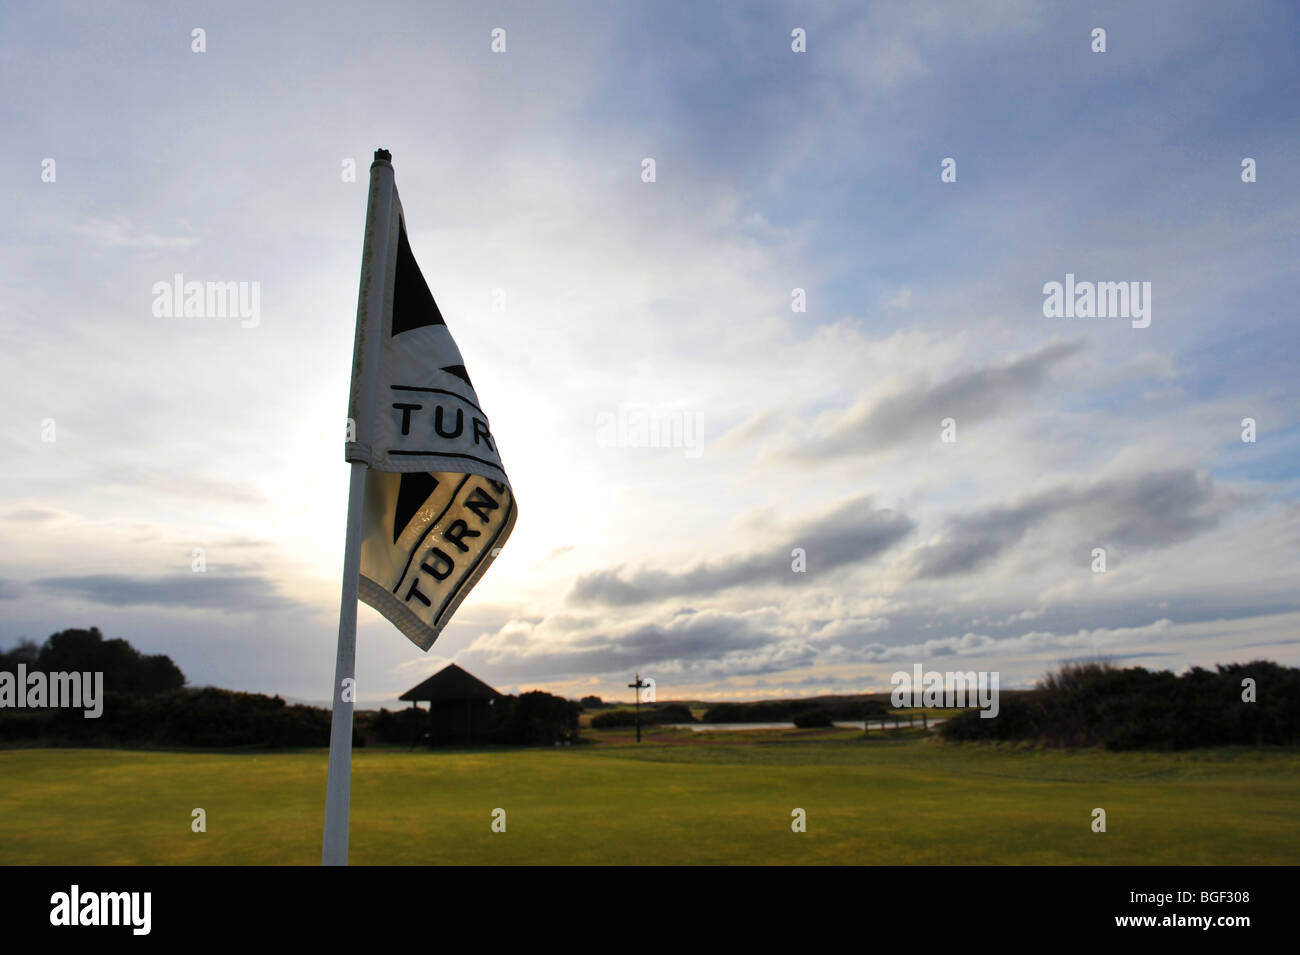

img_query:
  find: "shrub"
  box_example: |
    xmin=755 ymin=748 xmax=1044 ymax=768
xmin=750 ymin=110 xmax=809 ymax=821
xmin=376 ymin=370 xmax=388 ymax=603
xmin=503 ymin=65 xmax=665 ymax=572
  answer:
xmin=589 ymin=703 xmax=693 ymax=729
xmin=0 ymin=686 xmax=359 ymax=749
xmin=792 ymin=709 xmax=833 ymax=728
xmin=505 ymin=691 xmax=582 ymax=745
xmin=938 ymin=660 xmax=1300 ymax=750
xmin=372 ymin=707 xmax=429 ymax=745
xmin=701 ymin=698 xmax=889 ymax=723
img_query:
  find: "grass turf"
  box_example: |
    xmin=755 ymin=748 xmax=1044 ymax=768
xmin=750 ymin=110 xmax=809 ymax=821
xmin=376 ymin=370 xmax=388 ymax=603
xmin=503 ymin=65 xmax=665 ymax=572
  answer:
xmin=1 ymin=730 xmax=1296 ymax=864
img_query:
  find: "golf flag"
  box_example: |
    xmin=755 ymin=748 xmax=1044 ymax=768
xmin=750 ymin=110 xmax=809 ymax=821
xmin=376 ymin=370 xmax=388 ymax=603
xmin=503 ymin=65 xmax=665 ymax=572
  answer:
xmin=345 ymin=152 xmax=516 ymax=651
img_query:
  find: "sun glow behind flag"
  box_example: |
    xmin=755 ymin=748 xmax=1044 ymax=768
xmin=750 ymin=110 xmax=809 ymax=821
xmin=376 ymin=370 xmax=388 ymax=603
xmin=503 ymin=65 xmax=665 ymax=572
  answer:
xmin=345 ymin=156 xmax=516 ymax=651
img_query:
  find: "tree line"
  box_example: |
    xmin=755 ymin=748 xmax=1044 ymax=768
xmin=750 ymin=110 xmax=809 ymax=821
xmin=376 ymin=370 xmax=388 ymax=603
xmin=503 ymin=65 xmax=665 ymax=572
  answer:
xmin=939 ymin=660 xmax=1300 ymax=749
xmin=1 ymin=627 xmax=579 ymax=749
xmin=0 ymin=627 xmax=356 ymax=748
xmin=370 ymin=692 xmax=581 ymax=746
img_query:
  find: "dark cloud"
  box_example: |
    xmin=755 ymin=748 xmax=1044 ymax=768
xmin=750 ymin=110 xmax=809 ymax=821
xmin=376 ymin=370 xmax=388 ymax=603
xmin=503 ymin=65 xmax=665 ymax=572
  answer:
xmin=568 ymin=494 xmax=915 ymax=606
xmin=460 ymin=610 xmax=798 ymax=683
xmin=35 ymin=572 xmax=301 ymax=613
xmin=909 ymin=467 xmax=1237 ymax=578
xmin=458 ymin=587 xmax=1300 ymax=689
xmin=792 ymin=339 xmax=1086 ymax=461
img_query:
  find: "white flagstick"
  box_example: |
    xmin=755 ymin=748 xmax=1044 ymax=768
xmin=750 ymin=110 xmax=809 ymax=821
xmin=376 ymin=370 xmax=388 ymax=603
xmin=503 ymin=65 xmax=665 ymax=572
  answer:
xmin=322 ymin=462 xmax=366 ymax=865
xmin=323 ymin=150 xmax=396 ymax=866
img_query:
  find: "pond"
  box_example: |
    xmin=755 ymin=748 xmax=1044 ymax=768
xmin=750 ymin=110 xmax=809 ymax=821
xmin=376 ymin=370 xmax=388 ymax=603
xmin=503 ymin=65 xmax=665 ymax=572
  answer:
xmin=662 ymin=718 xmax=945 ymax=732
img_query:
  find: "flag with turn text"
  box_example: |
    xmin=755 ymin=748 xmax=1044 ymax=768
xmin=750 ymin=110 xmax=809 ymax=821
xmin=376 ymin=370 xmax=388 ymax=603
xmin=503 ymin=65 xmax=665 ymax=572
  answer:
xmin=345 ymin=154 xmax=516 ymax=651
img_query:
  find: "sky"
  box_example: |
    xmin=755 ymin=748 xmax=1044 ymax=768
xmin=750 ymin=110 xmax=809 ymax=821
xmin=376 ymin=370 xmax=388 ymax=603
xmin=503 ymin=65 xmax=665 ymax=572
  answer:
xmin=1 ymin=1 xmax=1297 ymax=709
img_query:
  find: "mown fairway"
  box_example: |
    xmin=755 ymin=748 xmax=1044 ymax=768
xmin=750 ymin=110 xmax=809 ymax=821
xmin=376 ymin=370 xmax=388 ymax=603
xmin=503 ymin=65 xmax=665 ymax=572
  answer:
xmin=2 ymin=730 xmax=1297 ymax=864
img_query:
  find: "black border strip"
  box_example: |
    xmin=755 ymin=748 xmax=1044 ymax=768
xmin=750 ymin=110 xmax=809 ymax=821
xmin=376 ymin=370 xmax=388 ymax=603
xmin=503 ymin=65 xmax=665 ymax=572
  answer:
xmin=389 ymin=384 xmax=484 ymax=416
xmin=390 ymin=450 xmax=503 ymax=468
xmin=432 ymin=495 xmax=515 ymax=628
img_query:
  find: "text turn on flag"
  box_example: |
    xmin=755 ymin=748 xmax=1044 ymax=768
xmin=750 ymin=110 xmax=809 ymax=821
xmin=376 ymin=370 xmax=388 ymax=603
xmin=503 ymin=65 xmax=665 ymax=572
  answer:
xmin=345 ymin=155 xmax=516 ymax=650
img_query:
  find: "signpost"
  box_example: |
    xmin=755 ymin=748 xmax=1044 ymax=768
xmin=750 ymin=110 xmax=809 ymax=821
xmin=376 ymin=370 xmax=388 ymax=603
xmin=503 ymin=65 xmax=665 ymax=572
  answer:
xmin=627 ymin=673 xmax=649 ymax=743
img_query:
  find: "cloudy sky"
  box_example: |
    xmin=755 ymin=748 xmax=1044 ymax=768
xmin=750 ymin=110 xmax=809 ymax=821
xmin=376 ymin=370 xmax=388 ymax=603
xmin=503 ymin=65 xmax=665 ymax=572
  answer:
xmin=2 ymin=1 xmax=1297 ymax=707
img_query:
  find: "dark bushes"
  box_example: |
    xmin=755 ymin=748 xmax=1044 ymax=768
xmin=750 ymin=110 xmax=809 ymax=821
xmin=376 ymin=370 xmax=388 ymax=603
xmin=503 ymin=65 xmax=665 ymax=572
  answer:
xmin=589 ymin=703 xmax=693 ymax=729
xmin=371 ymin=706 xmax=429 ymax=745
xmin=495 ymin=691 xmax=582 ymax=745
xmin=2 ymin=627 xmax=184 ymax=697
xmin=701 ymin=698 xmax=889 ymax=723
xmin=939 ymin=660 xmax=1300 ymax=750
xmin=1 ymin=628 xmax=358 ymax=749
xmin=792 ymin=709 xmax=834 ymax=728
xmin=373 ymin=691 xmax=582 ymax=746
xmin=0 ymin=687 xmax=361 ymax=748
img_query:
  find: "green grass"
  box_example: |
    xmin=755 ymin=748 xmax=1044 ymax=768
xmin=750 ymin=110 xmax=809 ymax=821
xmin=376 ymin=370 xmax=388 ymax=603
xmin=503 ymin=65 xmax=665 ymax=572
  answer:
xmin=2 ymin=733 xmax=1297 ymax=864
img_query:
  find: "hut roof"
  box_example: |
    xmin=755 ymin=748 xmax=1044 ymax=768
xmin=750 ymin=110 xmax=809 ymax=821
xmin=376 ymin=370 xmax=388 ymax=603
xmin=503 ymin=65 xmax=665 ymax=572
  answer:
xmin=399 ymin=663 xmax=502 ymax=703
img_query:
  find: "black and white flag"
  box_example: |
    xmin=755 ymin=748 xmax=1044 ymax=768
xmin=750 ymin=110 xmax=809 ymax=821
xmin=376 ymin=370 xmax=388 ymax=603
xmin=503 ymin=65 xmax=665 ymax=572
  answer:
xmin=345 ymin=154 xmax=516 ymax=651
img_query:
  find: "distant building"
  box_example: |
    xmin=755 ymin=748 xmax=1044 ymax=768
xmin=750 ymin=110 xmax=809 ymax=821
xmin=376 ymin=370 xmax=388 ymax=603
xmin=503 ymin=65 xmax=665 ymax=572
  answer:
xmin=399 ymin=663 xmax=502 ymax=745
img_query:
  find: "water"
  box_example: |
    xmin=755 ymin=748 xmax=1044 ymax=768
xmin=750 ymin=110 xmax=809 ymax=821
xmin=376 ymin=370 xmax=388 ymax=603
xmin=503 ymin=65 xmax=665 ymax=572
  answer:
xmin=662 ymin=718 xmax=945 ymax=733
